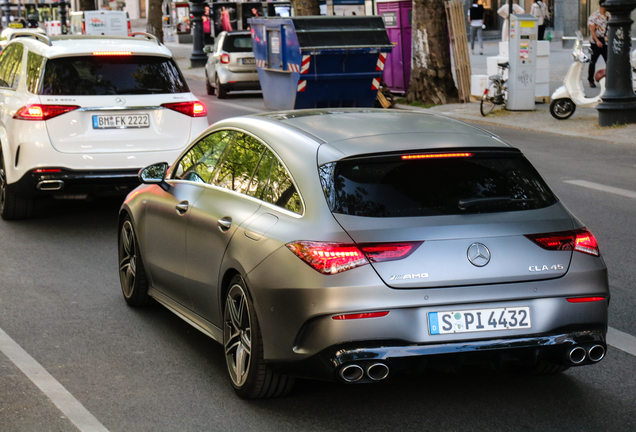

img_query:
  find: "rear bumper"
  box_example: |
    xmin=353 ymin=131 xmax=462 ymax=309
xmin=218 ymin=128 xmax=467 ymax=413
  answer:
xmin=12 ymin=168 xmax=141 ymax=197
xmin=272 ymin=328 xmax=607 ymax=382
xmin=224 ymin=81 xmax=262 ymax=91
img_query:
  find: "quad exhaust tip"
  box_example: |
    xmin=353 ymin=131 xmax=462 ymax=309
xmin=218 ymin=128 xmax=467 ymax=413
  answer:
xmin=366 ymin=363 xmax=390 ymax=381
xmin=567 ymin=346 xmax=586 ymax=364
xmin=339 ymin=364 xmax=364 ymax=382
xmin=588 ymin=345 xmax=605 ymax=362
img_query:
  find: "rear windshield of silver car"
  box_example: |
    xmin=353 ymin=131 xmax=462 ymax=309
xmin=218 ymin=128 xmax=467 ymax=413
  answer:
xmin=38 ymin=55 xmax=189 ymax=95
xmin=319 ymin=150 xmax=558 ymax=217
xmin=223 ymin=34 xmax=252 ymax=52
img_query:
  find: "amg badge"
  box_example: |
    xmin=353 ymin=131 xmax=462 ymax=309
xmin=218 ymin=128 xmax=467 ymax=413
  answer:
xmin=390 ymin=273 xmax=429 ymax=280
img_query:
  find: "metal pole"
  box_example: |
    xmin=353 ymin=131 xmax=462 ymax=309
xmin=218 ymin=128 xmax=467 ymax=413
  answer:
xmin=189 ymin=0 xmax=207 ymax=68
xmin=1 ymin=0 xmax=11 ymax=30
xmin=58 ymin=1 xmax=67 ymax=34
xmin=597 ymin=0 xmax=636 ymax=126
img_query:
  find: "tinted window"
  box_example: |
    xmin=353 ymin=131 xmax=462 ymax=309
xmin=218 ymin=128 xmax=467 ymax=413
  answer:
xmin=222 ymin=34 xmax=252 ymax=52
xmin=40 ymin=55 xmax=189 ymax=95
xmin=26 ymin=51 xmax=45 ymax=93
xmin=320 ymin=151 xmax=558 ymax=217
xmin=263 ymin=159 xmax=303 ymax=214
xmin=174 ymin=130 xmax=235 ymax=183
xmin=211 ymin=133 xmax=266 ymax=193
xmin=0 ymin=44 xmax=24 ymax=89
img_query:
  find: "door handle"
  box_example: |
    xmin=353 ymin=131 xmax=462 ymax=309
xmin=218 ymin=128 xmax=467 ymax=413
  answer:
xmin=175 ymin=201 xmax=189 ymax=215
xmin=218 ymin=217 xmax=232 ymax=232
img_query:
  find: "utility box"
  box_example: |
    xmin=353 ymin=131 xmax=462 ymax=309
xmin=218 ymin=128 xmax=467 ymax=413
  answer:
xmin=507 ymin=14 xmax=537 ymax=111
xmin=250 ymin=16 xmax=393 ymax=110
xmin=376 ymin=0 xmax=412 ymax=93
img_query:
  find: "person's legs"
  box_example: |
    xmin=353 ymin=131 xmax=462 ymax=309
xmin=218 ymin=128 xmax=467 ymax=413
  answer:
xmin=470 ymin=26 xmax=477 ymax=52
xmin=588 ymin=44 xmax=602 ymax=84
xmin=478 ymin=26 xmax=483 ymax=52
xmin=538 ymin=25 xmax=545 ymax=40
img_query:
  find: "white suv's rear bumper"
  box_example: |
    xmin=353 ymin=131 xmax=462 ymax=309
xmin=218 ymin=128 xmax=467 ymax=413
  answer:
xmin=4 ymin=118 xmax=207 ymax=186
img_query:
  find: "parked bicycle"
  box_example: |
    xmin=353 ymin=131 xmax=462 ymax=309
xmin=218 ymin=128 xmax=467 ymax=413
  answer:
xmin=480 ymin=62 xmax=509 ymax=116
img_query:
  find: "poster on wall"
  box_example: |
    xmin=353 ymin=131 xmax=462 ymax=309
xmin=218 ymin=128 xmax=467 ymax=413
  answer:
xmin=242 ymin=2 xmax=263 ymax=30
xmin=212 ymin=3 xmax=237 ymax=35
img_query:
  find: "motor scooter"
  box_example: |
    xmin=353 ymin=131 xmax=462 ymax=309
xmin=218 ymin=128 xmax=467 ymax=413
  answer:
xmin=550 ymin=31 xmax=636 ymax=120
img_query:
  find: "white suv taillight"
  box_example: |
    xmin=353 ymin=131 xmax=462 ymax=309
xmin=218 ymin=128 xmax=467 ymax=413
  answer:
xmin=161 ymin=102 xmax=208 ymax=117
xmin=285 ymin=241 xmax=423 ymax=275
xmin=220 ymin=53 xmax=230 ymax=64
xmin=13 ymin=104 xmax=80 ymax=121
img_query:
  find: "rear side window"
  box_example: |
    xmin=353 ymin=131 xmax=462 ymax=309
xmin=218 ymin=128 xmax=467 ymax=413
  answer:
xmin=174 ymin=130 xmax=235 ymax=183
xmin=319 ymin=150 xmax=558 ymax=217
xmin=26 ymin=51 xmax=46 ymax=93
xmin=40 ymin=55 xmax=189 ymax=95
xmin=222 ymin=34 xmax=252 ymax=52
xmin=0 ymin=44 xmax=24 ymax=89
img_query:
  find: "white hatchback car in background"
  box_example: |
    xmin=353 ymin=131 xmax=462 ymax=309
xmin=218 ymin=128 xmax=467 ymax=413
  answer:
xmin=0 ymin=32 xmax=208 ymax=220
xmin=204 ymin=30 xmax=260 ymax=99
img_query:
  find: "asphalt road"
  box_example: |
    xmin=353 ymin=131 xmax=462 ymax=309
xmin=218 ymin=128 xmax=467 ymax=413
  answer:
xmin=1 ymin=83 xmax=635 ymax=431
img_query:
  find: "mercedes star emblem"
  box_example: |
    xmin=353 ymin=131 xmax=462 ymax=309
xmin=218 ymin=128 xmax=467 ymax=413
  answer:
xmin=115 ymin=97 xmax=126 ymax=106
xmin=467 ymin=243 xmax=491 ymax=267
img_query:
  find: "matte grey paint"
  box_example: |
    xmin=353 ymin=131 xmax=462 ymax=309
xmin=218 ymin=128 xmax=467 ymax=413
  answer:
xmin=122 ymin=109 xmax=609 ymax=376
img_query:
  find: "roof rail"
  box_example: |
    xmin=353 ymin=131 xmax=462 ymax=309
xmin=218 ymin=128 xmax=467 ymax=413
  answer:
xmin=130 ymin=32 xmax=161 ymax=46
xmin=7 ymin=31 xmax=52 ymax=46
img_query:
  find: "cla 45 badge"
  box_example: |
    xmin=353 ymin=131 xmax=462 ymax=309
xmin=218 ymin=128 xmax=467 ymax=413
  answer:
xmin=529 ymin=264 xmax=564 ymax=272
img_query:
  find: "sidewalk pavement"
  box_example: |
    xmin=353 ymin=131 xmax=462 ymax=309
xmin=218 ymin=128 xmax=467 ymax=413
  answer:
xmin=134 ymin=20 xmax=636 ymax=146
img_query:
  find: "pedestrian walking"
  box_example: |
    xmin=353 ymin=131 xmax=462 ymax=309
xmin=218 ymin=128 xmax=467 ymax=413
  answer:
xmin=468 ymin=1 xmax=485 ymax=55
xmin=497 ymin=1 xmax=525 ymax=42
xmin=587 ymin=0 xmax=609 ymax=88
xmin=530 ymin=0 xmax=549 ymax=40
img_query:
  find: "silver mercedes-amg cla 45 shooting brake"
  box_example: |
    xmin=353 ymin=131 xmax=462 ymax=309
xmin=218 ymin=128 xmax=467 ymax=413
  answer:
xmin=118 ymin=109 xmax=609 ymax=398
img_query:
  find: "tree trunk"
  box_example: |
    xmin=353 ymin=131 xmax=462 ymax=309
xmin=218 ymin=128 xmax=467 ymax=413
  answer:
xmin=79 ymin=0 xmax=96 ymax=11
xmin=290 ymin=0 xmax=320 ymax=16
xmin=408 ymin=0 xmax=458 ymax=105
xmin=146 ymin=0 xmax=164 ymax=43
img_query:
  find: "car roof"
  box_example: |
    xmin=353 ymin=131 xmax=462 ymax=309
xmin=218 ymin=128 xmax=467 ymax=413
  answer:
xmin=255 ymin=109 xmax=511 ymax=158
xmin=10 ymin=35 xmax=173 ymax=58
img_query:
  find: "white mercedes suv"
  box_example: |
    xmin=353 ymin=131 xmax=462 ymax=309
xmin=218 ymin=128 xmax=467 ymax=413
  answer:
xmin=0 ymin=32 xmax=208 ymax=220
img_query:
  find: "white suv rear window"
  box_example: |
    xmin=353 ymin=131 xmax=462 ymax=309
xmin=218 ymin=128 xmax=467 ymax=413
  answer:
xmin=40 ymin=55 xmax=189 ymax=95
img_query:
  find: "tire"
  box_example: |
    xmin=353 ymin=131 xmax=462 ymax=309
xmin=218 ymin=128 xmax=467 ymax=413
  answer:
xmin=118 ymin=217 xmax=151 ymax=307
xmin=515 ymin=361 xmax=570 ymax=376
xmin=0 ymin=151 xmax=33 ymax=220
xmin=223 ymin=275 xmax=294 ymax=399
xmin=205 ymin=71 xmax=215 ymax=95
xmin=480 ymin=82 xmax=498 ymax=116
xmin=216 ymin=75 xmax=228 ymax=99
xmin=550 ymin=98 xmax=576 ymax=120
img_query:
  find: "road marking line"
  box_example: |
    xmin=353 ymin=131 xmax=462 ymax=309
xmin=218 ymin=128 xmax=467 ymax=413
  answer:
xmin=0 ymin=327 xmax=109 ymax=432
xmin=210 ymin=100 xmax=263 ymax=113
xmin=564 ymin=180 xmax=636 ymax=199
xmin=607 ymin=326 xmax=636 ymax=357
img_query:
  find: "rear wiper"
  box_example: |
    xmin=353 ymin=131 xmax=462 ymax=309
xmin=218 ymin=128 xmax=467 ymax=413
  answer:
xmin=458 ymin=197 xmax=535 ymax=210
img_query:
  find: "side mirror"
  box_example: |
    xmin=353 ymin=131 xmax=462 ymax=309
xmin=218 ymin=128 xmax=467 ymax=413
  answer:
xmin=203 ymin=46 xmax=212 ymax=54
xmin=138 ymin=162 xmax=170 ymax=191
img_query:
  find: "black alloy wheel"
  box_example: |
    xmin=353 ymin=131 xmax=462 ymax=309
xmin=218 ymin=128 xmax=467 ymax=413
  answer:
xmin=216 ymin=75 xmax=228 ymax=99
xmin=205 ymin=70 xmax=215 ymax=95
xmin=223 ymin=275 xmax=294 ymax=398
xmin=118 ymin=217 xmax=151 ymax=306
xmin=0 ymin=150 xmax=33 ymax=220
